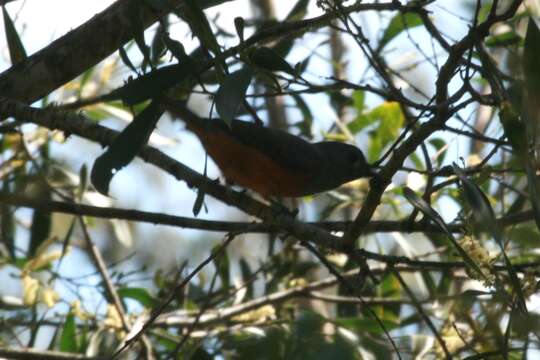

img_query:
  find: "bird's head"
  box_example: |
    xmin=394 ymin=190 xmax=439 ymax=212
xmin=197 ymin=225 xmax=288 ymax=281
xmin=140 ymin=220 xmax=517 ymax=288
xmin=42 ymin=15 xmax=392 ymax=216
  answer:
xmin=316 ymin=141 xmax=375 ymax=184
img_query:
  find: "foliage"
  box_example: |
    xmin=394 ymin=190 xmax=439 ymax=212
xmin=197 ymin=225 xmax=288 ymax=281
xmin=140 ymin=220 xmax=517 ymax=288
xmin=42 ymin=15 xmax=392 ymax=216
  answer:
xmin=0 ymin=0 xmax=539 ymax=359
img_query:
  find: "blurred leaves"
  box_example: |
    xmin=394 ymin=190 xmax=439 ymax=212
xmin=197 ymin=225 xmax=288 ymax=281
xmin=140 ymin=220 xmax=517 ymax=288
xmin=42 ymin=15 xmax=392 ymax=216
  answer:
xmin=379 ymin=12 xmax=423 ymax=50
xmin=118 ymin=287 xmax=157 ymax=308
xmin=223 ymin=312 xmax=358 ymax=360
xmin=348 ymin=101 xmax=404 ymax=161
xmin=485 ymin=30 xmax=521 ymax=47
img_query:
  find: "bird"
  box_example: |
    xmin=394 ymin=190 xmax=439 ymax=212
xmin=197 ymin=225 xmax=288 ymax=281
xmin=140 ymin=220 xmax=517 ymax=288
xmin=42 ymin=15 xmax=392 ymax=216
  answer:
xmin=162 ymin=100 xmax=375 ymax=198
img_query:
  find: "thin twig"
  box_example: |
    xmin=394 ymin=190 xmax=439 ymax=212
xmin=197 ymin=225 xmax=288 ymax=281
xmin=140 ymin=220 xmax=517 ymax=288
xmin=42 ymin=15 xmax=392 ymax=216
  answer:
xmin=393 ymin=269 xmax=451 ymax=359
xmin=112 ymin=233 xmax=236 ymax=359
xmin=302 ymin=241 xmax=403 ymax=359
xmin=78 ymin=217 xmax=154 ymax=359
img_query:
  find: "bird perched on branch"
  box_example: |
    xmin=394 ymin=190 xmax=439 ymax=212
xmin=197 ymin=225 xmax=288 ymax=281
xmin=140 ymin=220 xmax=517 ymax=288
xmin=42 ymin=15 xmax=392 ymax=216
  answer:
xmin=163 ymin=100 xmax=375 ymax=197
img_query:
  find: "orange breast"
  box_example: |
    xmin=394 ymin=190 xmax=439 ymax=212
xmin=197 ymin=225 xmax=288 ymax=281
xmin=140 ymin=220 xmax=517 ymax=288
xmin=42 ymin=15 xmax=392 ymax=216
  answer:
xmin=190 ymin=127 xmax=311 ymax=197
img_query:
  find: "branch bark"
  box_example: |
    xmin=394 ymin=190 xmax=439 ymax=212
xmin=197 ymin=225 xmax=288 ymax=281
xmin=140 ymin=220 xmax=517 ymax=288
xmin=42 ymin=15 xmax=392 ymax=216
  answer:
xmin=0 ymin=347 xmax=107 ymax=360
xmin=0 ymin=0 xmax=232 ymax=103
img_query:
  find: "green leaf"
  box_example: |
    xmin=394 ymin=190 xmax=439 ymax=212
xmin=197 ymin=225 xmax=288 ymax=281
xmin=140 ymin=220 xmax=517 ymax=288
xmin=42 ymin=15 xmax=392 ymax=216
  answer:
xmin=77 ymin=67 xmax=97 ymax=97
xmin=76 ymin=164 xmax=88 ymax=201
xmin=249 ymin=47 xmax=295 ymax=75
xmin=294 ymin=56 xmax=311 ymax=77
xmin=379 ymin=13 xmax=423 ymax=50
xmin=509 ymin=225 xmax=540 ymax=248
xmin=215 ymin=66 xmax=253 ymax=125
xmin=239 ymin=258 xmax=254 ymax=299
xmin=1 ymin=180 xmax=15 ymax=259
xmin=222 ymin=326 xmax=287 ymax=359
xmin=352 ymin=90 xmax=365 ymax=115
xmin=273 ymin=37 xmax=295 ymax=58
xmin=192 ymin=189 xmax=205 ymax=216
xmin=151 ymin=22 xmax=168 ymax=64
xmin=60 ymin=313 xmax=78 ymax=352
xmin=485 ymin=30 xmax=521 ymax=47
xmin=106 ymin=63 xmax=196 ymax=106
xmin=380 ymin=273 xmax=400 ymax=298
xmin=348 ymin=101 xmax=404 ymax=160
xmin=2 ymin=5 xmax=26 ymax=64
xmin=119 ymin=45 xmax=138 ymax=74
xmin=127 ymin=3 xmax=151 ymax=71
xmin=60 ymin=217 xmax=76 ymax=258
xmin=500 ymin=103 xmax=527 ymax=159
xmin=90 ymin=101 xmax=164 ymax=195
xmin=409 ymin=152 xmax=423 ymax=170
xmin=452 ymin=164 xmax=501 ymax=239
xmin=349 ymin=102 xmax=404 ymax=141
xmin=193 ymin=154 xmax=208 ymax=217
xmin=183 ymin=0 xmax=221 ymax=58
xmin=77 ymin=324 xmax=89 ymax=354
xmin=285 ymin=0 xmax=309 ymax=21
xmin=214 ymin=247 xmax=230 ymax=289
xmin=521 ymin=19 xmax=540 ymax=234
xmin=428 ymin=138 xmax=447 ymax=166
xmin=335 ymin=317 xmax=399 ymax=335
xmin=28 ymin=194 xmax=52 ymax=257
xmin=234 ymin=17 xmax=245 ymax=42
xmin=371 ymin=102 xmax=404 ymax=142
xmin=118 ymin=287 xmax=157 ymax=308
xmin=403 ymin=186 xmax=488 ymax=282
xmin=452 ymin=164 xmax=528 ymax=314
xmin=290 ymin=94 xmax=313 ymax=138
xmin=525 ymin=162 xmax=540 ymax=233
xmin=523 ymin=19 xmax=540 ymax=95
xmin=293 ymin=311 xmax=325 ymax=338
xmin=347 ymin=113 xmax=376 ymax=134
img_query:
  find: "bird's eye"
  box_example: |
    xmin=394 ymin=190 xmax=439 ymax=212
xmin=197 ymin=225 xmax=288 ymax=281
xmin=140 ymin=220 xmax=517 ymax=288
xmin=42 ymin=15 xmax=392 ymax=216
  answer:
xmin=347 ymin=150 xmax=361 ymax=163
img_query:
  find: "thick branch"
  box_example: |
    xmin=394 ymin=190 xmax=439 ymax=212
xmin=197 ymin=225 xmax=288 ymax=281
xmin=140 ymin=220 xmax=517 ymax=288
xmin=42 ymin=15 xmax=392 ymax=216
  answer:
xmin=0 ymin=0 xmax=232 ymax=103
xmin=0 ymin=347 xmax=107 ymax=360
xmin=0 ymin=97 xmax=345 ymax=251
xmin=0 ymin=1 xmax=422 ymax=104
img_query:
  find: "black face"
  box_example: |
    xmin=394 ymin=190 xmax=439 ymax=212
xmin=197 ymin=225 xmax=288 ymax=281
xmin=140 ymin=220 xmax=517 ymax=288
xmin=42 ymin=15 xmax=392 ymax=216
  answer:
xmin=315 ymin=141 xmax=374 ymax=179
xmin=306 ymin=141 xmax=375 ymax=194
xmin=346 ymin=147 xmax=366 ymax=166
xmin=343 ymin=145 xmax=372 ymax=178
